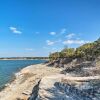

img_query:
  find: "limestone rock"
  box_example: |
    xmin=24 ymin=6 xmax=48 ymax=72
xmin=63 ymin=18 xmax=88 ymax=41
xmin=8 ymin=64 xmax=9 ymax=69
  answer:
xmin=29 ymin=74 xmax=100 ymax=100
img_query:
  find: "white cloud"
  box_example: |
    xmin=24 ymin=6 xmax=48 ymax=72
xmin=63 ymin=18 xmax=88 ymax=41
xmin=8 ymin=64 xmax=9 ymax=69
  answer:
xmin=49 ymin=32 xmax=56 ymax=35
xmin=60 ymin=28 xmax=66 ymax=34
xmin=46 ymin=40 xmax=55 ymax=46
xmin=49 ymin=28 xmax=66 ymax=36
xmin=66 ymin=33 xmax=75 ymax=39
xmin=9 ymin=27 xmax=22 ymax=34
xmin=25 ymin=48 xmax=34 ymax=51
xmin=63 ymin=40 xmax=90 ymax=45
xmin=46 ymin=39 xmax=62 ymax=46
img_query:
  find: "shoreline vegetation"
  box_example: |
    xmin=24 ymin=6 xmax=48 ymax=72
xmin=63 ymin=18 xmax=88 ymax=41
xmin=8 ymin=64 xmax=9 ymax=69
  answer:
xmin=49 ymin=38 xmax=100 ymax=62
xmin=0 ymin=38 xmax=100 ymax=100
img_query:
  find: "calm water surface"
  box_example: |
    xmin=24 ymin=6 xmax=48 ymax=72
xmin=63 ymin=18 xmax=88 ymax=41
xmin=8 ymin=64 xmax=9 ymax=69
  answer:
xmin=0 ymin=60 xmax=46 ymax=89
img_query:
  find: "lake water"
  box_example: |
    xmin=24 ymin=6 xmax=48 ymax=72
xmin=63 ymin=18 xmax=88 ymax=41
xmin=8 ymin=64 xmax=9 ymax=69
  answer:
xmin=0 ymin=60 xmax=46 ymax=90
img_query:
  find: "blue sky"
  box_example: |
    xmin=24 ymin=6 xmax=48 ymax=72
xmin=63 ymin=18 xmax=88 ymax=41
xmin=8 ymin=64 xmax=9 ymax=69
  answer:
xmin=0 ymin=0 xmax=100 ymax=57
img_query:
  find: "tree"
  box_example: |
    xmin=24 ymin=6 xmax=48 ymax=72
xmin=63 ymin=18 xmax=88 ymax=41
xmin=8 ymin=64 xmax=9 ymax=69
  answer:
xmin=61 ymin=48 xmax=75 ymax=58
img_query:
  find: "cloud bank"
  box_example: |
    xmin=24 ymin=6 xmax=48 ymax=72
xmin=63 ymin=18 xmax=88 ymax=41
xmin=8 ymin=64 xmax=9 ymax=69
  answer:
xmin=63 ymin=40 xmax=90 ymax=45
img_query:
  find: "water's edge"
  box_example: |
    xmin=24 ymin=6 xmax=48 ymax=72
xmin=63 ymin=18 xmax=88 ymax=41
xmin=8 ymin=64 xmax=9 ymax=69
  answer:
xmin=0 ymin=60 xmax=46 ymax=92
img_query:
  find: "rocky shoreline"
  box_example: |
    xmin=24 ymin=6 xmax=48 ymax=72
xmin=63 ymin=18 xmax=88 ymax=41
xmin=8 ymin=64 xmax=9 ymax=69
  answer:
xmin=0 ymin=63 xmax=62 ymax=100
xmin=0 ymin=60 xmax=100 ymax=100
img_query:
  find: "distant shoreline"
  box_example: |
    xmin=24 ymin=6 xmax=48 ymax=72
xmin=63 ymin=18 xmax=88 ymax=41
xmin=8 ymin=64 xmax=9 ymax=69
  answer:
xmin=0 ymin=57 xmax=49 ymax=60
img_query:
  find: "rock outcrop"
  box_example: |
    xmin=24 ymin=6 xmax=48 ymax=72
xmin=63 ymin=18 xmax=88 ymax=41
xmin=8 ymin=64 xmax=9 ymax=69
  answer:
xmin=29 ymin=58 xmax=100 ymax=100
xmin=29 ymin=80 xmax=41 ymax=100
xmin=29 ymin=74 xmax=100 ymax=100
